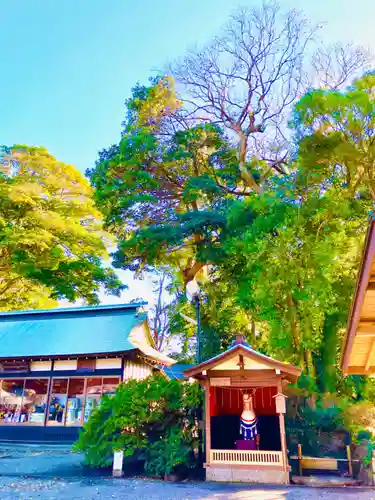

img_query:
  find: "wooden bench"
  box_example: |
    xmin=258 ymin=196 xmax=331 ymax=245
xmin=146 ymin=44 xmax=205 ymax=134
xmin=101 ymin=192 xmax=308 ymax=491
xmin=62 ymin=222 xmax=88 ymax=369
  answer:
xmin=300 ymin=457 xmax=339 ymax=474
xmin=290 ymin=444 xmax=354 ymax=477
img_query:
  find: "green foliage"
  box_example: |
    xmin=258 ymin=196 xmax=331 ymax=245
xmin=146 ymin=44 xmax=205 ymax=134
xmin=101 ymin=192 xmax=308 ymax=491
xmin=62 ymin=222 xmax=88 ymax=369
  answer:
xmin=352 ymin=430 xmax=375 ymax=467
xmin=286 ymin=394 xmax=348 ymax=457
xmin=91 ymin=70 xmax=375 ymax=394
xmin=220 ymin=182 xmax=368 ymax=375
xmin=357 ymin=430 xmax=373 ymax=442
xmin=88 ymin=77 xmax=246 ymax=285
xmin=74 ymin=373 xmax=202 ymax=475
xmin=293 ymin=72 xmax=375 ymax=199
xmin=0 ymin=145 xmax=125 ymax=309
xmin=216 ymin=74 xmax=375 ymax=383
xmin=145 ymin=425 xmax=193 ymax=476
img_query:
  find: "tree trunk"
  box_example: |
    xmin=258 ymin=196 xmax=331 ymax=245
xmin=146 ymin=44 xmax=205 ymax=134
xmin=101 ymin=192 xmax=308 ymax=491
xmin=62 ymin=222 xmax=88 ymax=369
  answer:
xmin=237 ymin=133 xmax=261 ymax=193
xmin=182 ymin=262 xmax=205 ymax=285
xmin=250 ymin=321 xmax=256 ymax=348
xmin=287 ymin=294 xmax=304 ymax=367
xmin=321 ymin=313 xmax=340 ymax=393
xmin=304 ymin=349 xmax=316 ymax=380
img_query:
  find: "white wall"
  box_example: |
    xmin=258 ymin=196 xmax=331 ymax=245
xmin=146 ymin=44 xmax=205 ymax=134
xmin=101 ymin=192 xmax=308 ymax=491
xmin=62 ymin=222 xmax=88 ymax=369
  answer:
xmin=30 ymin=361 xmax=52 ymax=372
xmin=54 ymin=360 xmax=78 ymax=371
xmin=96 ymin=358 xmax=122 ymax=369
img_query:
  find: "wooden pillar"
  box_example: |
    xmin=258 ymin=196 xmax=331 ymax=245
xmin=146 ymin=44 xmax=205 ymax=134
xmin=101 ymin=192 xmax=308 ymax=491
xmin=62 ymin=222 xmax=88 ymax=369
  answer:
xmin=298 ymin=443 xmax=303 ymax=476
xmin=43 ymin=360 xmax=54 ymax=427
xmin=347 ymin=445 xmax=353 ymax=477
xmin=205 ymin=385 xmax=211 ymax=464
xmin=279 ymin=412 xmax=289 ymax=484
xmin=277 ymin=378 xmax=289 ymax=484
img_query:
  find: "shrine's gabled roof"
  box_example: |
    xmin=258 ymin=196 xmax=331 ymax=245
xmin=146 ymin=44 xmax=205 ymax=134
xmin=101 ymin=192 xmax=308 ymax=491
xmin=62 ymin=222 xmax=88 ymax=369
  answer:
xmin=184 ymin=343 xmax=301 ymax=383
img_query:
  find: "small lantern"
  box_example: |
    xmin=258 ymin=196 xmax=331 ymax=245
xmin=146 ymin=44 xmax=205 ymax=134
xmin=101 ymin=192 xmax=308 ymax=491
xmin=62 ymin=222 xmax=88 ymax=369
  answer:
xmin=273 ymin=393 xmax=287 ymax=414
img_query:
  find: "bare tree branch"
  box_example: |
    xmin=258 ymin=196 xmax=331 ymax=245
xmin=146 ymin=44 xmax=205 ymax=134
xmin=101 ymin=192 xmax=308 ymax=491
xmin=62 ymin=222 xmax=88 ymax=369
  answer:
xmin=148 ymin=269 xmax=176 ymax=351
xmin=172 ymin=1 xmax=372 ymax=189
xmin=310 ymin=42 xmax=373 ymax=90
xmin=172 ymin=1 xmax=319 ymax=190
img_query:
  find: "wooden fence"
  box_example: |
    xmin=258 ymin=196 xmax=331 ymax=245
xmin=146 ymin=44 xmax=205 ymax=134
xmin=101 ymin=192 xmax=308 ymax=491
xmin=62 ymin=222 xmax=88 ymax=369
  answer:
xmin=210 ymin=449 xmax=283 ymax=466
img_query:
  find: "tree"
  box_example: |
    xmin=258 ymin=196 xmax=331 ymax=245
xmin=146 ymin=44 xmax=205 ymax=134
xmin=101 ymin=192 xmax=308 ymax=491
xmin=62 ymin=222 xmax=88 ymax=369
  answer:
xmin=169 ymin=272 xmax=264 ymax=362
xmin=88 ymin=1 xmax=373 ymax=389
xmin=89 ymin=77 xmax=263 ymax=359
xmin=293 ymin=72 xmax=375 ymax=199
xmin=148 ymin=268 xmax=175 ymax=351
xmin=218 ymin=73 xmax=375 ymax=385
xmin=90 ymin=4 xmax=371 ymax=293
xmin=0 ymin=145 xmax=125 ymax=309
xmin=89 ymin=77 xmax=242 ymax=286
xmin=172 ymin=1 xmax=371 ymax=192
xmin=221 ymin=186 xmax=366 ymax=380
xmin=309 ymin=43 xmax=371 ymax=91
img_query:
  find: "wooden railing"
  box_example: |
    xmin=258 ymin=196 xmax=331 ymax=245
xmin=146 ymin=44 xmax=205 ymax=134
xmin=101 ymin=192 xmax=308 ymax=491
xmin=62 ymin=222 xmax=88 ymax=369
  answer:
xmin=210 ymin=449 xmax=283 ymax=466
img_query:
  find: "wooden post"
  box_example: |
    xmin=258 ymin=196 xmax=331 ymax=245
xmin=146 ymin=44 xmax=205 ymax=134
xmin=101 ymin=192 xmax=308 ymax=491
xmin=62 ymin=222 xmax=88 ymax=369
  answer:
xmin=43 ymin=363 xmax=54 ymax=427
xmin=347 ymin=445 xmax=353 ymax=477
xmin=205 ymin=386 xmax=211 ymax=464
xmin=277 ymin=378 xmax=289 ymax=484
xmin=298 ymin=443 xmax=303 ymax=476
xmin=279 ymin=412 xmax=289 ymax=484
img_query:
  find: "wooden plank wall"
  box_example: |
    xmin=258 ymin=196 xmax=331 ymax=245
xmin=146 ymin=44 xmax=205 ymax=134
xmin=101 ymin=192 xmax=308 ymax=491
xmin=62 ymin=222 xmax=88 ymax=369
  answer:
xmin=123 ymin=359 xmax=153 ymax=381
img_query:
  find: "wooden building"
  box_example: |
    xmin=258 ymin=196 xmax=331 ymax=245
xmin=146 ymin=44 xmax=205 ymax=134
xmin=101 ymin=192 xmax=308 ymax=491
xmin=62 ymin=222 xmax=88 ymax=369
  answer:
xmin=184 ymin=336 xmax=301 ymax=484
xmin=342 ymin=215 xmax=375 ymax=375
xmin=0 ymin=303 xmax=174 ymax=442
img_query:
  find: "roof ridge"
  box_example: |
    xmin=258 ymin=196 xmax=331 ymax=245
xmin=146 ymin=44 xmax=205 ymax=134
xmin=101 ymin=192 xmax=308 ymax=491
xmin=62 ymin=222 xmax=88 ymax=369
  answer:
xmin=0 ymin=302 xmax=147 ymax=318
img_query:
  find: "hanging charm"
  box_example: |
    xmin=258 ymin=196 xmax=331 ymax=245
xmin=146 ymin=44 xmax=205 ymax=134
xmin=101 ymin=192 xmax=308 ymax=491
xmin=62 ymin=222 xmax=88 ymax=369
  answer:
xmin=240 ymin=415 xmax=258 ymax=440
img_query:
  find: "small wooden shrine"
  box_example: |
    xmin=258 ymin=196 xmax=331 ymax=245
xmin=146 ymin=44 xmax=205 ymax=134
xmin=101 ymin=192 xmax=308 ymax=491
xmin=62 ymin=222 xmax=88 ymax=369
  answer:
xmin=184 ymin=335 xmax=301 ymax=484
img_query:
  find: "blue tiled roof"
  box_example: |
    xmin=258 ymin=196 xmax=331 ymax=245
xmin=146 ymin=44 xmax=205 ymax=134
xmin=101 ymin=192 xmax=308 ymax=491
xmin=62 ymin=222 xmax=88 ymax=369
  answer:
xmin=0 ymin=302 xmax=147 ymax=318
xmin=163 ymin=363 xmax=194 ymax=380
xmin=0 ymin=303 xmax=146 ymax=359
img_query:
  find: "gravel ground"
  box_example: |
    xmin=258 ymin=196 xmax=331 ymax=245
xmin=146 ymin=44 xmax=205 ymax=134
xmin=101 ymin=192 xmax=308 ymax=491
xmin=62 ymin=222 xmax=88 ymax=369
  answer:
xmin=0 ymin=445 xmax=86 ymax=478
xmin=0 ymin=477 xmax=374 ymax=500
xmin=0 ymin=445 xmax=374 ymax=499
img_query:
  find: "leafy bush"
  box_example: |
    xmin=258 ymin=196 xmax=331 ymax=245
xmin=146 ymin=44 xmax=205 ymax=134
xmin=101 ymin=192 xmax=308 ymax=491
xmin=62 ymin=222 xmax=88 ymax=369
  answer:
xmin=343 ymin=401 xmax=375 ymax=437
xmin=145 ymin=425 xmax=193 ymax=476
xmin=74 ymin=373 xmax=202 ymax=476
xmin=287 ymin=394 xmax=347 ymax=456
xmin=357 ymin=430 xmax=373 ymax=442
xmin=286 ymin=389 xmax=375 ymax=460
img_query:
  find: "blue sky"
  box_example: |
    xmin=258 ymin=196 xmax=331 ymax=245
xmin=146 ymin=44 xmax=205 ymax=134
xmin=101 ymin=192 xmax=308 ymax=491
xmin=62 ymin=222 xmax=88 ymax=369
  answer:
xmin=0 ymin=0 xmax=374 ymax=306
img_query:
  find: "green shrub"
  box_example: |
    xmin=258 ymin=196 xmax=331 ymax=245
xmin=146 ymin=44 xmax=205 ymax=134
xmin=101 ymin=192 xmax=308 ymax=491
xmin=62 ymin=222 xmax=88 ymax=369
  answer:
xmin=145 ymin=425 xmax=194 ymax=476
xmin=74 ymin=373 xmax=202 ymax=475
xmin=357 ymin=430 xmax=373 ymax=442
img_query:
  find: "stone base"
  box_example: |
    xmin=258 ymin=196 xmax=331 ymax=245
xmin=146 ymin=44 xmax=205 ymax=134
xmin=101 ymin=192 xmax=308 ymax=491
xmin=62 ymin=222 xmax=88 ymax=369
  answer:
xmin=205 ymin=465 xmax=288 ymax=484
xmin=112 ymin=469 xmax=123 ymax=477
xmin=292 ymin=475 xmax=360 ymax=487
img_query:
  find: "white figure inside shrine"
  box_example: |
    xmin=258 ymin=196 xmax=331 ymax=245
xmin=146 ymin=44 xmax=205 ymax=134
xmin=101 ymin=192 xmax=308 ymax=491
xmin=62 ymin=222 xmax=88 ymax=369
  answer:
xmin=240 ymin=393 xmax=260 ymax=448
